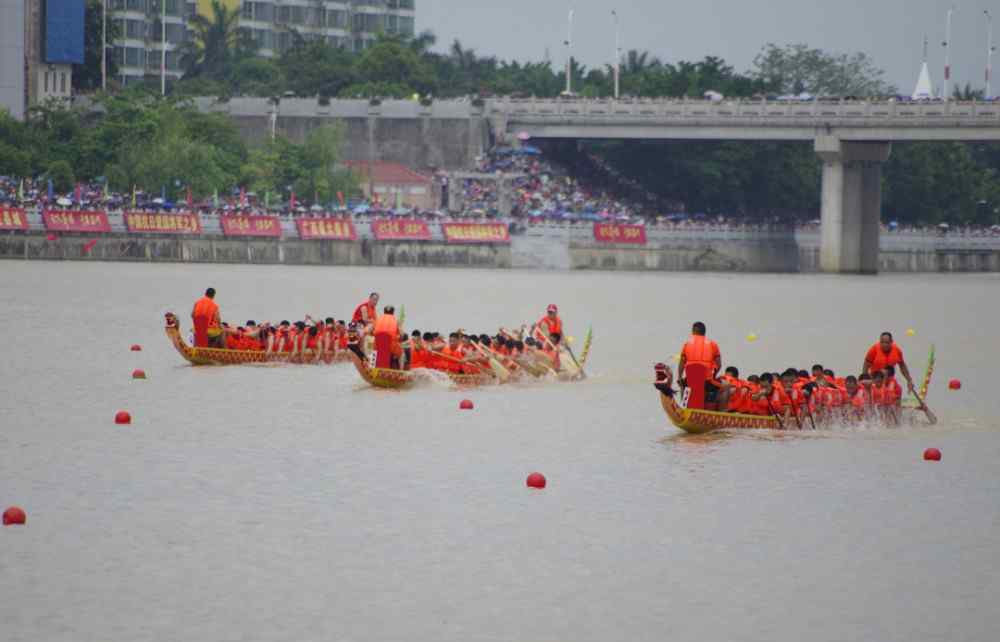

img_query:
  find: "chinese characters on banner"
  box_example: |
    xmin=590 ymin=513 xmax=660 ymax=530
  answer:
xmin=296 ymin=218 xmax=358 ymax=241
xmin=592 ymin=222 xmax=647 ymax=245
xmin=0 ymin=208 xmax=28 ymax=231
xmin=124 ymin=211 xmax=202 ymax=234
xmin=42 ymin=210 xmax=112 ymax=233
xmin=441 ymin=223 xmax=510 ymax=244
xmin=220 ymin=215 xmax=282 ymax=238
xmin=371 ymin=218 xmax=432 ymax=241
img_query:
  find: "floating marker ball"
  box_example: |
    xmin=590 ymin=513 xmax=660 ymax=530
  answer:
xmin=115 ymin=411 xmax=132 ymax=425
xmin=746 ymin=333 xmax=758 ymax=342
xmin=459 ymin=399 xmax=474 ymax=410
xmin=3 ymin=506 xmax=26 ymax=526
xmin=906 ymin=328 xmax=916 ymax=337
xmin=526 ymin=472 xmax=547 ymax=488
xmin=132 ymin=369 xmax=146 ymax=380
xmin=948 ymin=379 xmax=961 ymax=390
xmin=923 ymin=448 xmax=942 ymax=462
xmin=130 ymin=344 xmax=142 ymax=351
xmin=671 ymin=353 xmax=680 ymax=362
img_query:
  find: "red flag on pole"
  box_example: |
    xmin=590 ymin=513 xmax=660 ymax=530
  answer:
xmin=239 ymin=186 xmax=246 ymax=208
xmin=186 ymin=185 xmax=193 ymax=208
xmin=290 ymin=191 xmax=296 ymax=210
xmin=337 ymin=191 xmax=345 ymax=207
xmin=74 ymin=183 xmax=82 ymax=203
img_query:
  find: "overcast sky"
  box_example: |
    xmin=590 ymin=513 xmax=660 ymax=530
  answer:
xmin=419 ymin=0 xmax=998 ymax=94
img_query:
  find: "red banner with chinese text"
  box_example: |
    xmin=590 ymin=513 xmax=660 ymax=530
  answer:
xmin=0 ymin=208 xmax=28 ymax=231
xmin=220 ymin=215 xmax=282 ymax=238
xmin=593 ymin=222 xmax=647 ymax=245
xmin=296 ymin=218 xmax=358 ymax=241
xmin=371 ymin=218 xmax=432 ymax=241
xmin=42 ymin=210 xmax=111 ymax=233
xmin=441 ymin=222 xmax=510 ymax=244
xmin=124 ymin=211 xmax=202 ymax=235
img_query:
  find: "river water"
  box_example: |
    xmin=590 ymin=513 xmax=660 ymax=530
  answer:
xmin=1 ymin=262 xmax=997 ymax=642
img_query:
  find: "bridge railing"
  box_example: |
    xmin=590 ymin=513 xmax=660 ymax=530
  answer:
xmin=491 ymin=97 xmax=1000 ymax=122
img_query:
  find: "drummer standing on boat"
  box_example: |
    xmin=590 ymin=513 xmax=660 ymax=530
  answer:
xmin=862 ymin=332 xmax=916 ymax=394
xmin=191 ymin=287 xmax=222 ymax=348
xmin=677 ymin=321 xmax=729 ymax=409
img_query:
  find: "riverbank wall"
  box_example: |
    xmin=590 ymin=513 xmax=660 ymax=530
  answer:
xmin=0 ymin=233 xmax=512 ymax=268
xmin=3 ymin=227 xmax=999 ymax=273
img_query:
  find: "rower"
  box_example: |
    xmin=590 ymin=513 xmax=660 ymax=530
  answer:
xmin=677 ymin=321 xmax=727 ymax=410
xmin=352 ymin=292 xmax=380 ymax=329
xmin=537 ymin=304 xmax=564 ymax=346
xmin=191 ymin=287 xmax=223 ymax=348
xmin=862 ymin=332 xmax=916 ymax=395
xmin=372 ymin=305 xmax=402 ymax=369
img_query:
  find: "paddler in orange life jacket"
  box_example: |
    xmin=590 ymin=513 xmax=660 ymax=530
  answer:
xmin=677 ymin=321 xmax=730 ymax=411
xmin=863 ymin=331 xmax=916 ymax=396
xmin=191 ymin=287 xmax=222 ymax=348
xmin=352 ymin=292 xmax=380 ymax=329
xmin=372 ymin=305 xmax=403 ymax=368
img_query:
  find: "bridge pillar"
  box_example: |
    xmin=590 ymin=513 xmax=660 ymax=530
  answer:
xmin=815 ymin=137 xmax=891 ymax=274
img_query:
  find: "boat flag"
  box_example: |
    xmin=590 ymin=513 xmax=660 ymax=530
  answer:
xmin=18 ymin=178 xmax=24 ymax=201
xmin=74 ymin=183 xmax=82 ymax=204
xmin=186 ymin=185 xmax=193 ymax=208
xmin=47 ymin=178 xmax=53 ymax=202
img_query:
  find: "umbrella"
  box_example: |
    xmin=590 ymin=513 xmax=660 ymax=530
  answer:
xmin=310 ymin=204 xmax=323 ymax=211
xmin=516 ymin=131 xmax=531 ymax=141
xmin=56 ymin=197 xmax=72 ymax=206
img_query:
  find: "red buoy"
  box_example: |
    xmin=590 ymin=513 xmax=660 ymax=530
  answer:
xmin=526 ymin=472 xmax=547 ymax=488
xmin=130 ymin=344 xmax=142 ymax=352
xmin=3 ymin=506 xmax=26 ymax=526
xmin=924 ymin=448 xmax=942 ymax=462
xmin=115 ymin=410 xmax=132 ymax=425
xmin=459 ymin=399 xmax=474 ymax=410
xmin=132 ymin=369 xmax=146 ymax=380
xmin=948 ymin=379 xmax=961 ymax=390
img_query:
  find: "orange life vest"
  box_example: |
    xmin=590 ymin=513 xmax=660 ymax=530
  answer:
xmin=866 ymin=342 xmax=904 ymax=372
xmin=352 ymin=301 xmax=376 ymax=325
xmin=681 ymin=335 xmax=719 ymax=371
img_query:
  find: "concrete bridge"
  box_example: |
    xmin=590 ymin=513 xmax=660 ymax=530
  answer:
xmin=489 ymin=97 xmax=1000 ymax=274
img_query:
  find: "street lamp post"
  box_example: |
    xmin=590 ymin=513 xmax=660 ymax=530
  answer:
xmin=987 ymin=10 xmax=995 ymax=99
xmin=564 ymin=7 xmax=574 ymax=96
xmin=101 ymin=0 xmax=107 ymax=91
xmin=943 ymin=4 xmax=956 ymax=100
xmin=612 ymin=9 xmax=621 ymax=100
xmin=161 ymin=0 xmax=167 ymax=96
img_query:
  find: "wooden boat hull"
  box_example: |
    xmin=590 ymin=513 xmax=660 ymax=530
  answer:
xmin=349 ymin=352 xmax=496 ymax=389
xmin=659 ymin=390 xmax=780 ymax=434
xmin=165 ymin=313 xmax=351 ymax=366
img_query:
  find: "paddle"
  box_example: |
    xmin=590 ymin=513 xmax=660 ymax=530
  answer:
xmin=427 ymin=349 xmax=485 ymax=374
xmin=469 ymin=342 xmax=510 ymax=382
xmin=801 ymin=390 xmax=818 ymax=430
xmin=909 ymin=387 xmax=938 ymax=425
xmin=765 ymin=395 xmax=785 ymax=430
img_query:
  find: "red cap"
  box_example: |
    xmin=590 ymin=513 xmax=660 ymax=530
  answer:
xmin=547 ymin=304 xmax=558 ymax=313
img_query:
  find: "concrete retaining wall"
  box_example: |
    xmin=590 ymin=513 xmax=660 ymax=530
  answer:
xmin=0 ymin=233 xmax=510 ymax=268
xmin=570 ymin=238 xmax=801 ymax=272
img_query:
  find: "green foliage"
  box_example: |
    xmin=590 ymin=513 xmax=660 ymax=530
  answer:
xmin=47 ymin=160 xmax=75 ymax=191
xmin=353 ymin=36 xmax=436 ymax=95
xmin=75 ymin=0 xmax=120 ymax=92
xmin=277 ymin=40 xmax=354 ymax=98
xmin=752 ymin=44 xmax=897 ymax=96
xmin=178 ymin=0 xmax=256 ymax=81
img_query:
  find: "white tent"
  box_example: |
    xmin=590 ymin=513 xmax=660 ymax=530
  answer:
xmin=912 ymin=61 xmax=935 ymax=100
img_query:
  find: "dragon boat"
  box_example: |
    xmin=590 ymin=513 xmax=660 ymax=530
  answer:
xmin=164 ymin=312 xmax=352 ymax=366
xmin=658 ymin=346 xmax=936 ymax=434
xmin=350 ymin=326 xmax=593 ymax=390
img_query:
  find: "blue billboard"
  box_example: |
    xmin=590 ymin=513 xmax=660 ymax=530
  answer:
xmin=45 ymin=0 xmax=85 ymax=65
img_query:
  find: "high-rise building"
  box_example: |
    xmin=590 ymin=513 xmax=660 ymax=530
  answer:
xmin=110 ymin=0 xmax=417 ymax=88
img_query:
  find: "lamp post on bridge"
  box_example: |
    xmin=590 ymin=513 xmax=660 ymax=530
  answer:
xmin=943 ymin=3 xmax=956 ymax=101
xmin=563 ymin=6 xmax=574 ymax=96
xmin=612 ymin=9 xmax=621 ymax=100
xmin=987 ymin=10 xmax=995 ymax=99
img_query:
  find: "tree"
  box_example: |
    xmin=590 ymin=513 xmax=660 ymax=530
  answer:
xmin=752 ymin=44 xmax=896 ymax=97
xmin=353 ymin=35 xmax=436 ymax=96
xmin=47 ymin=160 xmax=75 ymax=192
xmin=278 ymin=39 xmax=354 ymax=98
xmin=74 ymin=0 xmax=120 ymax=92
xmin=178 ymin=0 xmax=254 ymax=80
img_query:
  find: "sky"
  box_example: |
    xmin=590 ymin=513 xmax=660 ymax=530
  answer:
xmin=418 ymin=0 xmax=998 ymax=95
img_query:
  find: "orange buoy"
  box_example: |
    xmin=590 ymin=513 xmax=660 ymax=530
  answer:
xmin=923 ymin=448 xmax=942 ymax=462
xmin=459 ymin=399 xmax=474 ymax=410
xmin=3 ymin=506 xmax=26 ymax=526
xmin=526 ymin=472 xmax=546 ymax=488
xmin=130 ymin=344 xmax=142 ymax=352
xmin=115 ymin=410 xmax=132 ymax=425
xmin=132 ymin=369 xmax=146 ymax=380
xmin=948 ymin=379 xmax=961 ymax=390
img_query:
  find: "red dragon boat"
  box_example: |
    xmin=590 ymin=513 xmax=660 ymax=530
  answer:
xmin=164 ymin=312 xmax=351 ymax=366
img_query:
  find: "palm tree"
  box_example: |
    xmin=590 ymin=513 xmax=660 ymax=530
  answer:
xmin=178 ymin=0 xmax=244 ymax=79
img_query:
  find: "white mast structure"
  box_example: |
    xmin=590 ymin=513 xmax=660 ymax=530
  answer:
xmin=943 ymin=4 xmax=956 ymax=100
xmin=913 ymin=35 xmax=935 ymax=100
